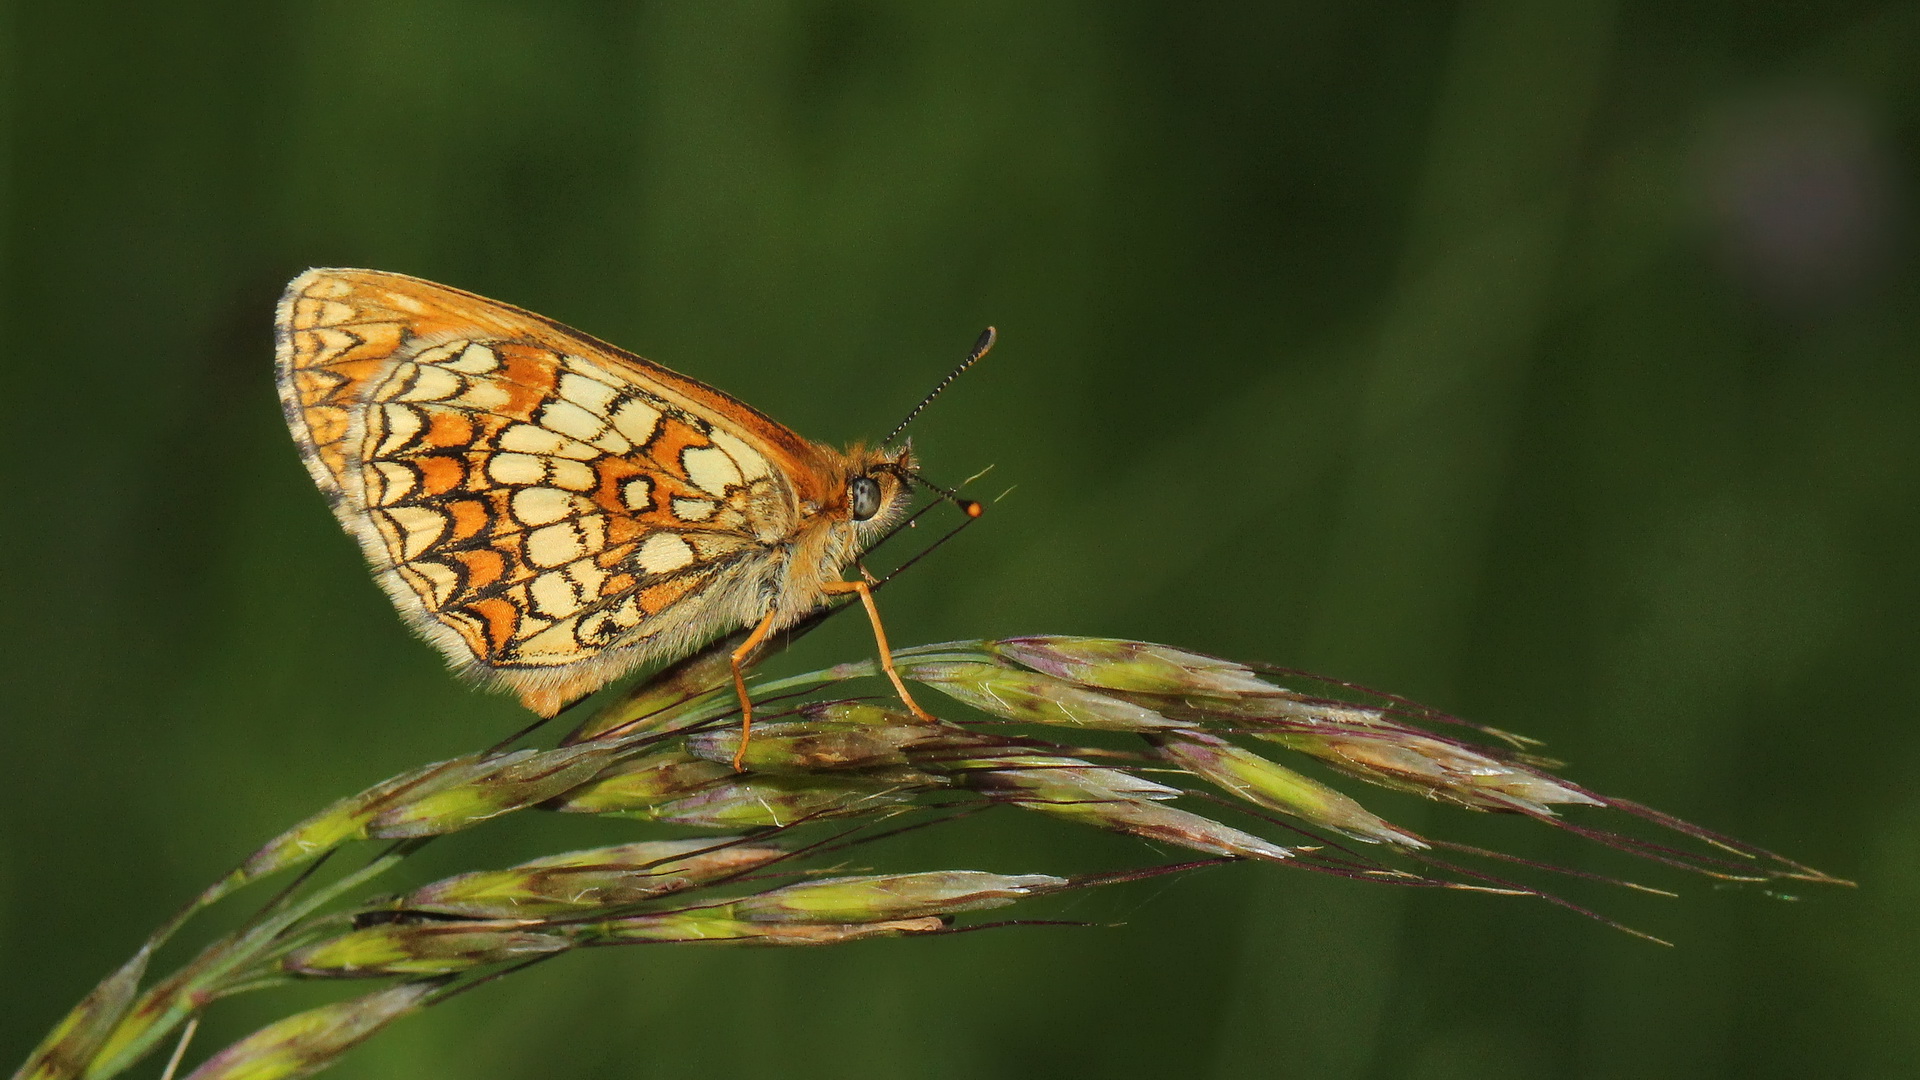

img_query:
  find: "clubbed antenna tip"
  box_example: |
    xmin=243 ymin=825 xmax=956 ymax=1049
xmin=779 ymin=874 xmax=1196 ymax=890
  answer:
xmin=884 ymin=326 xmax=997 ymax=448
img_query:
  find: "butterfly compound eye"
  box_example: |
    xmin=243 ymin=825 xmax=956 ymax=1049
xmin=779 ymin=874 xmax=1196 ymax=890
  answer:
xmin=848 ymin=475 xmax=883 ymax=522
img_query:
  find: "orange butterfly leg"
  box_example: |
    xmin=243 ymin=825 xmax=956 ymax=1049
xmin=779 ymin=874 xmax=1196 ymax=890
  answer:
xmin=820 ymin=579 xmax=937 ymax=725
xmin=729 ymin=608 xmax=781 ymax=771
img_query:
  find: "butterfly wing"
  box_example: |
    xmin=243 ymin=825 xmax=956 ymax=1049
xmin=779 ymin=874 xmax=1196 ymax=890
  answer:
xmin=275 ymin=268 xmax=846 ymax=712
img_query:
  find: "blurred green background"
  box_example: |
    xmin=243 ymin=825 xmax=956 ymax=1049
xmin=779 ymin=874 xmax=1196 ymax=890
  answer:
xmin=3 ymin=2 xmax=1915 ymax=1077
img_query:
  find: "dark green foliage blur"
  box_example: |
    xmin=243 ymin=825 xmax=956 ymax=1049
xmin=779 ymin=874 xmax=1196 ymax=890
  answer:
xmin=2 ymin=3 xmax=1914 ymax=1077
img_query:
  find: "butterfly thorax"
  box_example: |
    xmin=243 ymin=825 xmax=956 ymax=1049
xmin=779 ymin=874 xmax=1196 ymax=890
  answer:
xmin=767 ymin=443 xmax=913 ymax=628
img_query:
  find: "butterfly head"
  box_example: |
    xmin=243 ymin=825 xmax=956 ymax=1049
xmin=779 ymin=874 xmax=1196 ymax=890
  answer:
xmin=839 ymin=444 xmax=918 ymax=541
xmin=846 ymin=441 xmax=985 ymax=530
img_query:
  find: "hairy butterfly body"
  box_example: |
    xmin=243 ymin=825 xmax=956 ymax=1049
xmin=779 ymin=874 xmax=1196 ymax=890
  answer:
xmin=275 ymin=269 xmax=955 ymax=751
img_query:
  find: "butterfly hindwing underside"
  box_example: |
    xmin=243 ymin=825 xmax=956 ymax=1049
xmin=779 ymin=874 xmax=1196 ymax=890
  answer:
xmin=275 ymin=268 xmax=900 ymax=714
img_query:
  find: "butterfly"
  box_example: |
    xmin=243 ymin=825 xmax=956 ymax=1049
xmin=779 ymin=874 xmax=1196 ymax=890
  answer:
xmin=275 ymin=268 xmax=988 ymax=764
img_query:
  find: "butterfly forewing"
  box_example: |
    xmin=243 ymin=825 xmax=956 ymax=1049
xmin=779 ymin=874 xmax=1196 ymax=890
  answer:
xmin=275 ymin=269 xmax=843 ymax=711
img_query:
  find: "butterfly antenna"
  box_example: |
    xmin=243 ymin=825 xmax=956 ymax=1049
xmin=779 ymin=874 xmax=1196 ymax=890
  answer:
xmin=882 ymin=326 xmax=996 ymax=448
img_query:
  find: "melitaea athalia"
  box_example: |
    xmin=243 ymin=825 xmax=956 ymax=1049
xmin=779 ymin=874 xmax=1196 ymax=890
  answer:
xmin=275 ymin=269 xmax=987 ymax=760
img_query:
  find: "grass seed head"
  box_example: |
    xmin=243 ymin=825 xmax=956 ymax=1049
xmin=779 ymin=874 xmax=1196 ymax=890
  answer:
xmin=283 ymin=923 xmax=571 ymax=978
xmin=1031 ymin=796 xmax=1295 ymax=861
xmin=14 ymin=947 xmax=151 ymax=1080
xmin=239 ymin=758 xmax=484 ymax=879
xmin=541 ymin=750 xmax=734 ymax=815
xmin=731 ymin=871 xmax=1068 ymax=923
xmin=1152 ymin=733 xmax=1425 ymax=847
xmin=596 ymin=911 xmax=947 ymax=946
xmin=397 ymin=839 xmax=788 ymax=919
xmin=992 ymin=636 xmax=1279 ymax=697
xmin=25 ymin=633 xmax=1843 ymax=1080
xmin=180 ymin=982 xmax=444 ymax=1080
xmin=1268 ymin=730 xmax=1601 ymax=814
xmin=685 ymin=714 xmax=940 ymax=772
xmin=367 ymin=744 xmax=624 ymax=838
xmin=903 ymin=660 xmax=1183 ymax=731
xmin=958 ymin=758 xmax=1183 ymax=803
xmin=966 ymin=763 xmax=1292 ymax=860
xmin=610 ymin=772 xmax=931 ymax=828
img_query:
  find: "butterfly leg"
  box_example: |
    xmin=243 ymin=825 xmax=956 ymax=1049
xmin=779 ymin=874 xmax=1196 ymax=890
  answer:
xmin=729 ymin=609 xmax=780 ymax=771
xmin=820 ymin=578 xmax=936 ymax=724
